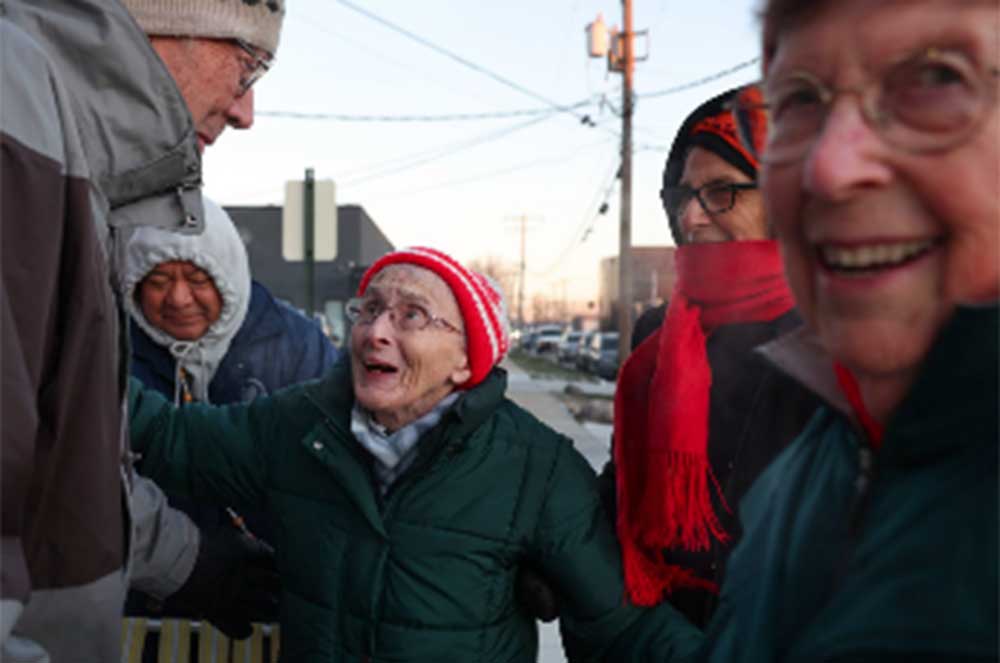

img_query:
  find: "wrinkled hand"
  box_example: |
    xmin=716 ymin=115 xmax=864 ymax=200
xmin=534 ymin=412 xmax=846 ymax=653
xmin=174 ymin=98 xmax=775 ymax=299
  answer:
xmin=515 ymin=565 xmax=559 ymax=623
xmin=169 ymin=525 xmax=280 ymax=639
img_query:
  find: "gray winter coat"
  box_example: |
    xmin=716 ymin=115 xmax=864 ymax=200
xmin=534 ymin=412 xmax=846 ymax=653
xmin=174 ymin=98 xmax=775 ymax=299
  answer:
xmin=1 ymin=1 xmax=206 ymax=660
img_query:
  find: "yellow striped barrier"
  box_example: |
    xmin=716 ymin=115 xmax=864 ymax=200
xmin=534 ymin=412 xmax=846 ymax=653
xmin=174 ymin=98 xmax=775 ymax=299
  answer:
xmin=121 ymin=619 xmax=279 ymax=663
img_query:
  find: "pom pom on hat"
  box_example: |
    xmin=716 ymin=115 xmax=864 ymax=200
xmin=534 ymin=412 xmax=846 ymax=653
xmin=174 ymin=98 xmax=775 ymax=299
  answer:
xmin=123 ymin=0 xmax=285 ymax=56
xmin=358 ymin=247 xmax=510 ymax=388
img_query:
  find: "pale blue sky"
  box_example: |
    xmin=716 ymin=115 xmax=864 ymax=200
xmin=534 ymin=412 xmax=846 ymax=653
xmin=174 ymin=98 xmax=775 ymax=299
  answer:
xmin=205 ymin=0 xmax=763 ymax=303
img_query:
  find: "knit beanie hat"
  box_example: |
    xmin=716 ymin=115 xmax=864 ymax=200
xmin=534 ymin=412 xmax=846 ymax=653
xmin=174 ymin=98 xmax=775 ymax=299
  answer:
xmin=357 ymin=247 xmax=511 ymax=389
xmin=123 ymin=0 xmax=285 ymax=56
xmin=660 ymin=85 xmax=766 ymax=245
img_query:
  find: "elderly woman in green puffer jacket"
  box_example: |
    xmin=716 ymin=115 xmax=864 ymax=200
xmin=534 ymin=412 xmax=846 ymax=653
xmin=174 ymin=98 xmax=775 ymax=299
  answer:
xmin=129 ymin=246 xmax=700 ymax=662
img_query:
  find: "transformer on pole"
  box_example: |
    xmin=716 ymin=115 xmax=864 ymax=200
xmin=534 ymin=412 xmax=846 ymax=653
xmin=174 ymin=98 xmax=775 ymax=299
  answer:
xmin=586 ymin=3 xmax=647 ymax=355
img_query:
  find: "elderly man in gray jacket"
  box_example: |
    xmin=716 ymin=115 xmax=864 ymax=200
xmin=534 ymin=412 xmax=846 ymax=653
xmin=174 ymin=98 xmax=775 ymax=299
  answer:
xmin=0 ymin=1 xmax=283 ymax=660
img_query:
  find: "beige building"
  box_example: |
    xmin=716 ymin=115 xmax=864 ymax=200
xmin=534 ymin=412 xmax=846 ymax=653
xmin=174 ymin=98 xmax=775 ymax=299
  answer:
xmin=598 ymin=246 xmax=677 ymax=330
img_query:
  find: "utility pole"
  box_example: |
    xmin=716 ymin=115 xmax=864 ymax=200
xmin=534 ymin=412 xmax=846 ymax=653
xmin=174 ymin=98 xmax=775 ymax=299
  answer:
xmin=559 ymin=278 xmax=568 ymax=321
xmin=617 ymin=0 xmax=635 ymax=360
xmin=504 ymin=214 xmax=540 ymax=329
xmin=518 ymin=214 xmax=527 ymax=329
xmin=586 ymin=5 xmax=644 ymax=359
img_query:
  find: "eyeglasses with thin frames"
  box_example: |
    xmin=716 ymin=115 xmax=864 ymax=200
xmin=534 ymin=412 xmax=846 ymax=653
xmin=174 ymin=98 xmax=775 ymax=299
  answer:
xmin=345 ymin=297 xmax=463 ymax=335
xmin=661 ymin=181 xmax=758 ymax=221
xmin=732 ymin=47 xmax=1000 ymax=165
xmin=234 ymin=39 xmax=272 ymax=97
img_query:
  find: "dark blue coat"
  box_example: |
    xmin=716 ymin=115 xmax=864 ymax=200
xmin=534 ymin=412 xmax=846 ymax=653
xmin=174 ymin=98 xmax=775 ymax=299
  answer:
xmin=126 ymin=280 xmax=340 ymax=620
xmin=130 ymin=281 xmax=339 ymax=405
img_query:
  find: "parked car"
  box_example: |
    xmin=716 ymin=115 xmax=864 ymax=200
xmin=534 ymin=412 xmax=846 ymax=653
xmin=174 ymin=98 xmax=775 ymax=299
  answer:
xmin=557 ymin=330 xmax=584 ymax=363
xmin=520 ymin=328 xmax=540 ymax=352
xmin=584 ymin=331 xmax=620 ymax=379
xmin=575 ymin=332 xmax=596 ymax=371
xmin=532 ymin=325 xmax=564 ymax=355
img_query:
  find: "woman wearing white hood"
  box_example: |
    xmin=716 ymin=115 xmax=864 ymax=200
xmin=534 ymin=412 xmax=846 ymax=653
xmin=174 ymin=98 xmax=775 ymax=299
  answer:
xmin=121 ymin=197 xmax=339 ymax=645
xmin=123 ymin=197 xmax=339 ymax=406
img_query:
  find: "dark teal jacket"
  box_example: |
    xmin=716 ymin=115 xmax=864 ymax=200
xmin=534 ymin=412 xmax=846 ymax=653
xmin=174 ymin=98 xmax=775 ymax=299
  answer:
xmin=130 ymin=366 xmax=701 ymax=662
xmin=699 ymin=305 xmax=999 ymax=662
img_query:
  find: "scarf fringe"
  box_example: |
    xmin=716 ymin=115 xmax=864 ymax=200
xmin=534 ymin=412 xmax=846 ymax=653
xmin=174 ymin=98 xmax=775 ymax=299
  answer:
xmin=634 ymin=449 xmax=730 ymax=553
xmin=616 ymin=241 xmax=794 ymax=606
xmin=621 ymin=532 xmax=720 ymax=607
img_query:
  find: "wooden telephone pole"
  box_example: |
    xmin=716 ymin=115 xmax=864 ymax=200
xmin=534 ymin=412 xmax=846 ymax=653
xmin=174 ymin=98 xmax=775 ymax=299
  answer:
xmin=617 ymin=0 xmax=635 ymax=360
xmin=587 ymin=3 xmax=641 ymax=359
xmin=504 ymin=214 xmax=541 ymax=329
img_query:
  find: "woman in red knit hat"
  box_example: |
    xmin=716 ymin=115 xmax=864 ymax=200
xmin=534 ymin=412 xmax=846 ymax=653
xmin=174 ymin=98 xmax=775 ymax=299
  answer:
xmin=127 ymin=246 xmax=706 ymax=661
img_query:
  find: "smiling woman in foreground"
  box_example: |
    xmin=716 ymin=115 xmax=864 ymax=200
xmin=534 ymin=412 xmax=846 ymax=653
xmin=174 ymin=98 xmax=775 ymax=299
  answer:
xmin=129 ymin=247 xmax=701 ymax=662
xmin=695 ymin=0 xmax=998 ymax=660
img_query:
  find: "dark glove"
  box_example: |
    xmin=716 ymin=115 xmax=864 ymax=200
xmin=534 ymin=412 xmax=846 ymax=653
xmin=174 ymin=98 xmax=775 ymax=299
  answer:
xmin=169 ymin=525 xmax=280 ymax=639
xmin=596 ymin=458 xmax=617 ymax=528
xmin=515 ymin=565 xmax=559 ymax=622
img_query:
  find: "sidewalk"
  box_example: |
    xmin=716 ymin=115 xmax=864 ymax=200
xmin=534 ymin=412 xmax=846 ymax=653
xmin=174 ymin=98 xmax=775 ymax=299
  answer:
xmin=500 ymin=359 xmax=613 ymax=663
xmin=501 ymin=360 xmax=610 ymax=472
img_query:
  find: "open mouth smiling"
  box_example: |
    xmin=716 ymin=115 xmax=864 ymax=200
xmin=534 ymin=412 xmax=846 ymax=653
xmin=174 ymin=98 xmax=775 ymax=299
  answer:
xmin=816 ymin=238 xmax=943 ymax=275
xmin=364 ymin=359 xmax=399 ymax=375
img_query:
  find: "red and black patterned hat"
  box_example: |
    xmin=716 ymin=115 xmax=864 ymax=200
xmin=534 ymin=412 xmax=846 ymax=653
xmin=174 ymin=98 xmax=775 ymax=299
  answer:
xmin=660 ymin=85 xmax=767 ymax=245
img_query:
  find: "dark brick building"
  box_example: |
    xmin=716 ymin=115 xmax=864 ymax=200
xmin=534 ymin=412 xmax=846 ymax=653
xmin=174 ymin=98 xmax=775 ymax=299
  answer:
xmin=224 ymin=204 xmax=394 ymax=343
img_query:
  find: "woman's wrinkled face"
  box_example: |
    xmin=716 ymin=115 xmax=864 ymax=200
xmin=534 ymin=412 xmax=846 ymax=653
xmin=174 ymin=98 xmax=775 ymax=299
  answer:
xmin=762 ymin=0 xmax=999 ymax=404
xmin=350 ymin=265 xmax=470 ymax=431
xmin=678 ymin=147 xmax=767 ymax=244
xmin=139 ymin=260 xmax=223 ymax=341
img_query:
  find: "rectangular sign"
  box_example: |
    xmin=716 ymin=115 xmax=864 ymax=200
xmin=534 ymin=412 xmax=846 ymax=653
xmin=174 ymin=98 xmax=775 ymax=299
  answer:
xmin=282 ymin=179 xmax=338 ymax=261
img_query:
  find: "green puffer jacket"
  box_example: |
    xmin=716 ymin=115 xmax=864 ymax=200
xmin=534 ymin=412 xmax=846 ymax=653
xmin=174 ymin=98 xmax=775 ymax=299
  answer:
xmin=698 ymin=304 xmax=999 ymax=662
xmin=129 ymin=365 xmax=701 ymax=662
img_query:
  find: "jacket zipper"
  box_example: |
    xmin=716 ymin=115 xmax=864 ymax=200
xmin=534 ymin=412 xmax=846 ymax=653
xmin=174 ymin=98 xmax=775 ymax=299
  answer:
xmin=849 ymin=446 xmax=875 ymax=530
xmin=319 ymin=417 xmax=383 ymax=659
xmin=368 ymin=430 xmax=463 ymax=657
xmin=381 ymin=417 xmax=463 ymax=508
xmin=323 ymin=416 xmax=464 ymax=660
xmin=826 ymin=443 xmax=876 ymax=618
xmin=322 ymin=417 xmax=383 ymax=504
xmin=809 ymin=443 xmax=876 ymax=663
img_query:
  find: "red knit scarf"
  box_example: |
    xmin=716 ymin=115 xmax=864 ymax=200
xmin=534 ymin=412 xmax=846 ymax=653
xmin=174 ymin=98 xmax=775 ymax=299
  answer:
xmin=615 ymin=240 xmax=795 ymax=606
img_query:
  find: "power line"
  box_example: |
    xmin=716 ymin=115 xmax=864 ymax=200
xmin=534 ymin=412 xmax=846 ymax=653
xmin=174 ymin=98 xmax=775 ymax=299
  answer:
xmin=333 ymin=112 xmax=552 ymax=182
xmin=291 ymin=13 xmax=478 ymax=104
xmin=256 ymin=56 xmax=758 ymax=124
xmin=334 ymin=0 xmax=604 ymax=129
xmin=339 ymin=114 xmax=555 ymax=181
xmin=339 ymin=113 xmax=559 ymax=187
xmin=638 ymin=57 xmax=761 ymax=99
xmin=531 ymin=156 xmax=620 ymax=277
xmin=373 ymin=137 xmax=616 ymax=199
xmin=258 ymin=100 xmax=593 ymax=123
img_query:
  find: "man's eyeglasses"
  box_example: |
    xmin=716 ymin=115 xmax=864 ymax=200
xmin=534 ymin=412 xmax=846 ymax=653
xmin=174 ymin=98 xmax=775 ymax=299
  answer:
xmin=345 ymin=297 xmax=463 ymax=335
xmin=661 ymin=181 xmax=758 ymax=221
xmin=234 ymin=39 xmax=272 ymax=97
xmin=733 ymin=47 xmax=1000 ymax=165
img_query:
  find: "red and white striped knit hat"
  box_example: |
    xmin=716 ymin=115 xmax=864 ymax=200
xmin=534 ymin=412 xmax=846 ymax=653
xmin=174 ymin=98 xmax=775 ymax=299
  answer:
xmin=357 ymin=247 xmax=510 ymax=388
